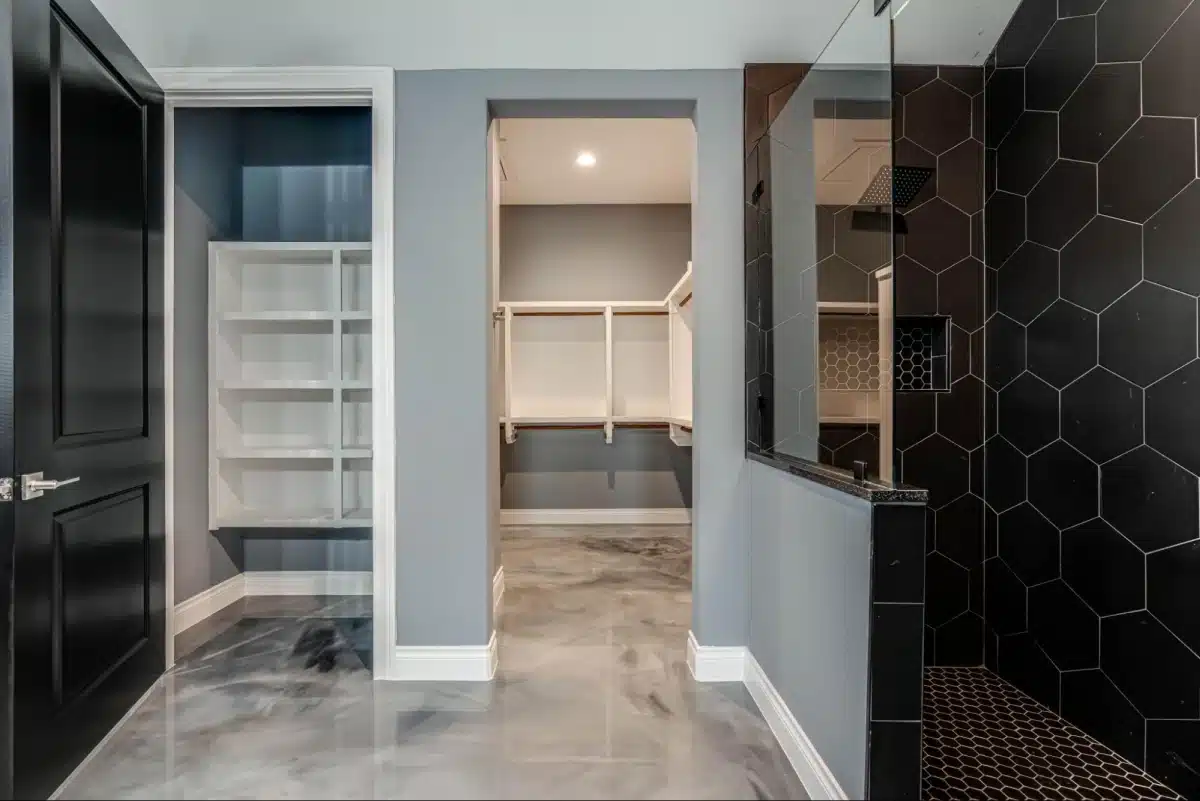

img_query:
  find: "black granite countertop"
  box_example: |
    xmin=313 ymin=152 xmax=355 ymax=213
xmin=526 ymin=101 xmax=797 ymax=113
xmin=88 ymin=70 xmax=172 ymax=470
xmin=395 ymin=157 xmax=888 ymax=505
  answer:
xmin=747 ymin=448 xmax=928 ymax=504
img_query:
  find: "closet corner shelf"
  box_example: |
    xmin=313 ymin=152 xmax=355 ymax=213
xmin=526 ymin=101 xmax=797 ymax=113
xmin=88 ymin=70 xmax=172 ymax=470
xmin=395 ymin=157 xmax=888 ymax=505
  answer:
xmin=667 ymin=263 xmax=693 ymax=307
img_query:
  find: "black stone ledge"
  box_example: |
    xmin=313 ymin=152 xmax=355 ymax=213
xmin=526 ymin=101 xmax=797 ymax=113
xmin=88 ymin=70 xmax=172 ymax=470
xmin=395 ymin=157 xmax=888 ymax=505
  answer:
xmin=746 ymin=447 xmax=928 ymax=504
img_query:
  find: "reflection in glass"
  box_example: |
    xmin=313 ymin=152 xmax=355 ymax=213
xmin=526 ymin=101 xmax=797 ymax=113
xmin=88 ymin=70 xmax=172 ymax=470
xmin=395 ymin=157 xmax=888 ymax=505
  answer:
xmin=755 ymin=0 xmax=894 ymax=481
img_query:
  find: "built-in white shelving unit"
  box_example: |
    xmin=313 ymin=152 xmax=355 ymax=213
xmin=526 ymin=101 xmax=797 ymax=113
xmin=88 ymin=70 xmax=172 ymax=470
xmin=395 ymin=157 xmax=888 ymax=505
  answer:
xmin=209 ymin=242 xmax=373 ymax=528
xmin=498 ymin=263 xmax=693 ymax=446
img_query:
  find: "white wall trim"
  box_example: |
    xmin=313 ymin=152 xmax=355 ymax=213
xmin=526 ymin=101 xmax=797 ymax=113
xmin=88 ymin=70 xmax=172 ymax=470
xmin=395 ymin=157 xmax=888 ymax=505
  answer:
xmin=744 ymin=650 xmax=848 ymax=801
xmin=686 ymin=630 xmax=746 ymax=682
xmin=500 ymin=508 xmax=692 ymax=526
xmin=157 ymin=67 xmax=397 ymax=679
xmin=392 ymin=630 xmax=498 ymax=682
xmin=173 ymin=574 xmax=245 ymax=633
xmin=242 ymin=570 xmax=373 ymax=597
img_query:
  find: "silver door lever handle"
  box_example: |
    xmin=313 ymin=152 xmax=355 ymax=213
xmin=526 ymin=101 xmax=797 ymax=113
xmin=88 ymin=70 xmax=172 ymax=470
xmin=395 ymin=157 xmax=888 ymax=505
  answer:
xmin=21 ymin=472 xmax=80 ymax=500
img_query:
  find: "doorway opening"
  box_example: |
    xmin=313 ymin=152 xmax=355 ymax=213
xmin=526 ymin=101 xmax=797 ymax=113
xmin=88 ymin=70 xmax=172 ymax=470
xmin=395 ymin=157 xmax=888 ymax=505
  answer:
xmin=489 ymin=116 xmax=696 ymax=663
xmin=160 ymin=71 xmax=396 ymax=682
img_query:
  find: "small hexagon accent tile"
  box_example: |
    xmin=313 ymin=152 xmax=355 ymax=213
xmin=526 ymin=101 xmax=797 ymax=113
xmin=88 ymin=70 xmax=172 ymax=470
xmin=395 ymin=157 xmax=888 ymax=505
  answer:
xmin=1027 ymin=301 xmax=1098 ymax=389
xmin=922 ymin=669 xmax=1182 ymax=801
xmin=906 ymin=79 xmax=972 ymax=155
xmin=1100 ymin=282 xmax=1197 ymax=388
xmin=904 ymin=199 xmax=972 ymax=273
xmin=1028 ymin=160 xmax=1097 ymax=249
xmin=1104 ymin=445 xmax=1200 ymax=552
xmin=1099 ymin=117 xmax=1197 ymax=223
xmin=1060 ymin=216 xmax=1142 ymax=313
xmin=1061 ymin=367 xmax=1143 ymax=465
xmin=1145 ymin=181 xmax=1200 ymax=297
xmin=1060 ymin=63 xmax=1141 ymax=163
xmin=1029 ymin=441 xmax=1099 ymax=529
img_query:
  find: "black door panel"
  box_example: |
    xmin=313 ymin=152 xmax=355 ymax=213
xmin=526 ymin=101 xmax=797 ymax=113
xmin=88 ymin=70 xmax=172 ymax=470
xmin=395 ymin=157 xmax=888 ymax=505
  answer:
xmin=10 ymin=1 xmax=164 ymax=798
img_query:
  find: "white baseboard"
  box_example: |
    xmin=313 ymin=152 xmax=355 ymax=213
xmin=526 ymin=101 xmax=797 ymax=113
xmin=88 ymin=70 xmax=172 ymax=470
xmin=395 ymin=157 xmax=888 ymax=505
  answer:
xmin=242 ymin=570 xmax=373 ymax=596
xmin=744 ymin=651 xmax=847 ymax=801
xmin=686 ymin=630 xmax=747 ymax=682
xmin=392 ymin=630 xmax=497 ymax=681
xmin=173 ymin=574 xmax=245 ymax=633
xmin=500 ymin=508 xmax=692 ymax=526
xmin=493 ymin=566 xmax=505 ymax=613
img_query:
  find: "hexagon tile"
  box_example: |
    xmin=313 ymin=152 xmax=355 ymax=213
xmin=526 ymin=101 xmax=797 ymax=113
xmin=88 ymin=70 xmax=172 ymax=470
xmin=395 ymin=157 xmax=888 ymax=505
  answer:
xmin=923 ymin=668 xmax=1182 ymax=801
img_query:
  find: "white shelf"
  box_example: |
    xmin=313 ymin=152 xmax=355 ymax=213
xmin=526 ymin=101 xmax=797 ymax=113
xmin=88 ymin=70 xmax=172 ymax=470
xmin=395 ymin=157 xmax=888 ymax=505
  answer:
xmin=209 ymin=241 xmax=374 ymax=530
xmin=820 ymin=416 xmax=881 ymax=425
xmin=498 ymin=263 xmax=694 ymax=447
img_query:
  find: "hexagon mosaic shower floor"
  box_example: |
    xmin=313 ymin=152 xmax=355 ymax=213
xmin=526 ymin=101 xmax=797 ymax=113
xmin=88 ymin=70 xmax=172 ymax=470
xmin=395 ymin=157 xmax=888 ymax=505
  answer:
xmin=923 ymin=667 xmax=1182 ymax=800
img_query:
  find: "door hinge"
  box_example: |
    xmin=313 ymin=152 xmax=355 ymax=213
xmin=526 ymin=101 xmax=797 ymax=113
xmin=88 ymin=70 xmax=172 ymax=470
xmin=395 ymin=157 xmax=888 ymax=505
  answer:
xmin=0 ymin=478 xmax=12 ymax=503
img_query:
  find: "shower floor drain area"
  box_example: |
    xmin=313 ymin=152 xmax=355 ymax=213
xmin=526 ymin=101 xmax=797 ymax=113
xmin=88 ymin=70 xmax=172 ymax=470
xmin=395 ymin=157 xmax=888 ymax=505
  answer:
xmin=923 ymin=667 xmax=1182 ymax=800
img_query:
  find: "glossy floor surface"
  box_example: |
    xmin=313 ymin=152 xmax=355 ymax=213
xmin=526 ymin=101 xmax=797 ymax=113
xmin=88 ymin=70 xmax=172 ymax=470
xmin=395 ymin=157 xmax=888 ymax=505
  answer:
xmin=57 ymin=526 xmax=806 ymax=799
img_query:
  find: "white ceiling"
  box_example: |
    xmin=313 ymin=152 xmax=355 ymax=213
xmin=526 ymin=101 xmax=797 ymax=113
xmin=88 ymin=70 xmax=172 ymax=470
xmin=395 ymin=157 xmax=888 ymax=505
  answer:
xmin=498 ymin=119 xmax=695 ymax=205
xmin=91 ymin=0 xmax=860 ymax=70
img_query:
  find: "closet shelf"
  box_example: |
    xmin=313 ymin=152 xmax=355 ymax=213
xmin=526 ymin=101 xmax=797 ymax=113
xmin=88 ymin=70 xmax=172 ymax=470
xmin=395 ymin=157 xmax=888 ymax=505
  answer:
xmin=218 ymin=379 xmax=338 ymax=391
xmin=818 ymin=301 xmax=878 ymax=315
xmin=667 ymin=263 xmax=693 ymax=307
xmin=820 ymin=415 xmax=881 ymax=425
xmin=214 ymin=510 xmax=368 ymax=529
xmin=217 ymin=447 xmax=373 ymax=460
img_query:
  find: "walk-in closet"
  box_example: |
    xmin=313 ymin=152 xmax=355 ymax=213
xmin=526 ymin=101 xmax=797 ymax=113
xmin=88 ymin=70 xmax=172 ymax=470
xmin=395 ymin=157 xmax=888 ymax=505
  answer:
xmin=492 ymin=118 xmax=695 ymax=524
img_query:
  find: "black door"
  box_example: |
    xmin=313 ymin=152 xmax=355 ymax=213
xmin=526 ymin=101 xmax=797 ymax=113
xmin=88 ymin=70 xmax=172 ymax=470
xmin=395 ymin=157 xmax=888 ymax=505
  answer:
xmin=9 ymin=1 xmax=164 ymax=798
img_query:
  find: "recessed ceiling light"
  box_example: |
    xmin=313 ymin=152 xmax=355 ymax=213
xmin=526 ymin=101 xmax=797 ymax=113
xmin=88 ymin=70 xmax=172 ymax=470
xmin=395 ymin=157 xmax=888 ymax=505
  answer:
xmin=575 ymin=151 xmax=597 ymax=168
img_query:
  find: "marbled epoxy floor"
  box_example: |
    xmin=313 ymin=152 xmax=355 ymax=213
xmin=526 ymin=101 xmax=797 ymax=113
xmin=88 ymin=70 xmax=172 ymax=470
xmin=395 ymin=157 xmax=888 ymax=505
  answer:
xmin=57 ymin=526 xmax=806 ymax=800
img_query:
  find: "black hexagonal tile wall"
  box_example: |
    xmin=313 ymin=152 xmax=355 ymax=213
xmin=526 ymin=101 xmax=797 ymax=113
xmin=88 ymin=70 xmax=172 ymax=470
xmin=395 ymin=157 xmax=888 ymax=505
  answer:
xmin=1102 ymin=446 xmax=1199 ymax=551
xmin=895 ymin=391 xmax=935 ymax=450
xmin=1000 ymin=502 xmax=1062 ymax=585
xmin=834 ymin=206 xmax=887 ymax=272
xmin=1029 ymin=580 xmax=1099 ymax=670
xmin=998 ymin=111 xmax=1059 ymax=194
xmin=1027 ymin=300 xmax=1098 ymax=389
xmin=1099 ymin=117 xmax=1197 ymax=223
xmin=926 ymin=552 xmax=970 ymax=627
xmin=1146 ymin=181 xmax=1200 ymax=296
xmin=1062 ymin=518 xmax=1145 ymax=617
xmin=936 ymin=493 xmax=983 ymax=569
xmin=1029 ymin=441 xmax=1099 ymax=529
xmin=986 ymin=557 xmax=1028 ymax=635
xmin=1100 ymin=282 xmax=1197 ymax=387
xmin=1060 ymin=63 xmax=1141 ymax=163
xmin=987 ymin=314 xmax=1027 ymax=388
xmin=1141 ymin=0 xmax=1200 ymax=118
xmin=903 ymin=199 xmax=971 ymax=273
xmin=818 ymin=254 xmax=870 ymax=304
xmin=939 ymin=257 xmax=985 ymax=331
xmin=996 ymin=0 xmax=1057 ymax=67
xmin=906 ymin=80 xmax=972 ymax=156
xmin=1061 ymin=367 xmax=1143 ymax=464
xmin=986 ymin=435 xmax=1027 ymax=514
xmin=985 ymin=191 xmax=1026 ymax=269
xmin=894 ymin=256 xmax=937 ymax=316
xmin=1060 ymin=216 xmax=1142 ymax=312
xmin=986 ymin=69 xmax=1026 ymax=147
xmin=939 ymin=140 xmax=984 ymax=215
xmin=1147 ymin=540 xmax=1200 ymax=655
xmin=997 ymin=241 xmax=1059 ymax=324
xmin=938 ymin=375 xmax=984 ymax=451
xmin=1028 ymin=160 xmax=1097 ymax=249
xmin=1102 ymin=611 xmax=1200 ymax=719
xmin=1026 ymin=16 xmax=1096 ymax=111
xmin=904 ymin=434 xmax=970 ymax=509
xmin=1097 ymin=0 xmax=1192 ymax=63
xmin=1000 ymin=373 xmax=1059 ymax=455
xmin=894 ymin=138 xmax=937 ymax=208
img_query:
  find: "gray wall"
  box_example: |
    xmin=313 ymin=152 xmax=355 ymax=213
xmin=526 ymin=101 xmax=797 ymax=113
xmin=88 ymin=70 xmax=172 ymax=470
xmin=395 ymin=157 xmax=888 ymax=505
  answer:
xmin=748 ymin=458 xmax=872 ymax=798
xmin=768 ymin=69 xmax=891 ymax=461
xmin=394 ymin=70 xmax=745 ymax=648
xmin=501 ymin=429 xmax=692 ymax=509
xmin=499 ymin=204 xmax=690 ymax=301
xmin=499 ymin=203 xmax=693 ymax=511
